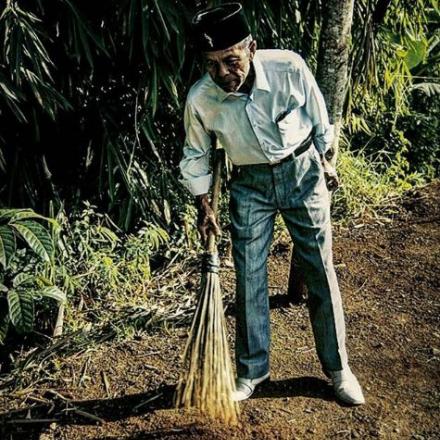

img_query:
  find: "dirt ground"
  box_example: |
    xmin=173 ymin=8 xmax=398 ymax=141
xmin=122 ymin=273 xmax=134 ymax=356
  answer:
xmin=1 ymin=181 xmax=439 ymax=439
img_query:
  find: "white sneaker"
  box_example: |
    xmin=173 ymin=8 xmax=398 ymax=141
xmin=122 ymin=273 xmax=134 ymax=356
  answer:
xmin=231 ymin=372 xmax=270 ymax=401
xmin=329 ymin=367 xmax=365 ymax=405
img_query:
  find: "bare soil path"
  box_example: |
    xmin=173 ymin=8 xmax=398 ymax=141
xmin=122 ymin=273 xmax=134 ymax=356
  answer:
xmin=2 ymin=181 xmax=439 ymax=439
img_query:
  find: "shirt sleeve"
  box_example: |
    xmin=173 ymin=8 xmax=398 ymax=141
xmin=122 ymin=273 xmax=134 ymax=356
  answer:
xmin=299 ymin=58 xmax=335 ymax=155
xmin=179 ymin=98 xmax=213 ymax=196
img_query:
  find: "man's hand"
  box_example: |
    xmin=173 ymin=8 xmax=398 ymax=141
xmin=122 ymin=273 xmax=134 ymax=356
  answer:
xmin=320 ymin=155 xmax=340 ymax=192
xmin=196 ymin=194 xmax=222 ymax=245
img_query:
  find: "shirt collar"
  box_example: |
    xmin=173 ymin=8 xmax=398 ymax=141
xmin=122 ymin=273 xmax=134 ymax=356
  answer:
xmin=252 ymin=51 xmax=270 ymax=94
xmin=208 ymin=50 xmax=271 ymax=102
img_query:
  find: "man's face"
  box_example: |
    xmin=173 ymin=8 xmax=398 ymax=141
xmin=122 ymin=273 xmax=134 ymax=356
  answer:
xmin=203 ymin=40 xmax=256 ymax=93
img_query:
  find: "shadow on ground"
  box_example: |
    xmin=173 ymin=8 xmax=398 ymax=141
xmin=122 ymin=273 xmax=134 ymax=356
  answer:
xmin=1 ymin=375 xmax=336 ymax=439
xmin=225 ymin=292 xmax=306 ymax=317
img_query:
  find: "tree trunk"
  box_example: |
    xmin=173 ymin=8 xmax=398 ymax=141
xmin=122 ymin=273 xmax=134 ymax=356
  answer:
xmin=315 ymin=0 xmax=354 ymax=166
xmin=287 ymin=0 xmax=354 ymax=302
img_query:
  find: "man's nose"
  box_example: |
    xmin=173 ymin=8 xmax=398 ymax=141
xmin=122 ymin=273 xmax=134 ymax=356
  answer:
xmin=218 ymin=62 xmax=230 ymax=78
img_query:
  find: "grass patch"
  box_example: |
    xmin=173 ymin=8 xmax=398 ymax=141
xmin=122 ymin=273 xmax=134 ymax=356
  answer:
xmin=331 ymin=147 xmax=425 ymax=223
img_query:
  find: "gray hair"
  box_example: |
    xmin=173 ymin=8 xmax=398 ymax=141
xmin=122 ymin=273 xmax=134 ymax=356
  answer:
xmin=238 ymin=34 xmax=254 ymax=53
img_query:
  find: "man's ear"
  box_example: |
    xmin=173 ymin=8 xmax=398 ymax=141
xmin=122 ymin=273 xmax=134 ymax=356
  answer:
xmin=249 ymin=40 xmax=257 ymax=60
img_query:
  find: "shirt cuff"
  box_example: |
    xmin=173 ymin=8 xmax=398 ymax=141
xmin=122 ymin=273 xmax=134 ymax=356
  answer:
xmin=180 ymin=174 xmax=212 ymax=196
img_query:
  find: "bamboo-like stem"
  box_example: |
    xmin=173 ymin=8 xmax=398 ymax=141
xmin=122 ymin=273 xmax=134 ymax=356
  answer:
xmin=53 ymin=302 xmax=65 ymax=337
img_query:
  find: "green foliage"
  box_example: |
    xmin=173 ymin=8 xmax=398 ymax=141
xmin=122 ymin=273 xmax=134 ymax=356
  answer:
xmin=0 ymin=208 xmax=65 ymax=343
xmin=7 ymin=288 xmax=34 ymax=334
xmin=1 ymin=272 xmax=67 ymax=342
xmin=0 ymin=203 xmax=173 ymax=342
xmin=331 ymin=146 xmax=424 ymax=221
xmin=0 ymin=224 xmax=15 ymax=269
xmin=9 ymin=221 xmax=54 ymax=263
xmin=0 ymin=0 xmax=437 ymax=232
xmin=0 ymin=0 xmax=195 ymax=228
xmin=0 ymin=208 xmax=57 ymax=269
xmin=0 ymin=0 xmax=437 ymax=250
xmin=54 ymin=203 xmax=170 ymax=320
xmin=0 ymin=0 xmax=438 ymax=393
xmin=0 ymin=1 xmax=72 ymax=121
xmin=0 ymin=300 xmax=10 ymax=343
xmin=400 ymin=91 xmax=440 ymax=177
xmin=348 ymin=0 xmax=439 ymax=179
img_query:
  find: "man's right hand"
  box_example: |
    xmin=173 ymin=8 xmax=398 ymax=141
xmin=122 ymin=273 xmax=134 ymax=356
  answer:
xmin=196 ymin=194 xmax=222 ymax=245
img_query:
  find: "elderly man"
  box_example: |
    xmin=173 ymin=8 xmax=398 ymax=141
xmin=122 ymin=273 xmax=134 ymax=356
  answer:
xmin=179 ymin=3 xmax=365 ymax=405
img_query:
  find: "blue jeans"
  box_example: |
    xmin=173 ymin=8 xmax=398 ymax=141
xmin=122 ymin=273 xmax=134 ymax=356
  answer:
xmin=229 ymin=145 xmax=348 ymax=379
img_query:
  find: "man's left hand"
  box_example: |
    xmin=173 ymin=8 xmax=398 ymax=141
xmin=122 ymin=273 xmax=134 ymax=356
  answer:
xmin=320 ymin=155 xmax=340 ymax=192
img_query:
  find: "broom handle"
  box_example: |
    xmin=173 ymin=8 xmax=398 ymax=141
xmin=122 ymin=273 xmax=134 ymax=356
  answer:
xmin=206 ymin=148 xmax=224 ymax=254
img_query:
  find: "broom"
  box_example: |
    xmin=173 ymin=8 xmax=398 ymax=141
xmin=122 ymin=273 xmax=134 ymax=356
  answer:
xmin=175 ymin=148 xmax=239 ymax=424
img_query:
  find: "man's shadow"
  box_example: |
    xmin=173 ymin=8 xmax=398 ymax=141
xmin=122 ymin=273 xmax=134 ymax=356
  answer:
xmin=225 ymin=292 xmax=305 ymax=317
xmin=252 ymin=376 xmax=332 ymax=400
xmin=1 ymin=376 xmax=336 ymax=438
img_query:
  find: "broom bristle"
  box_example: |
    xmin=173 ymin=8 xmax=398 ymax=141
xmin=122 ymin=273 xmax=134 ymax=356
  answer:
xmin=175 ymin=271 xmax=239 ymax=424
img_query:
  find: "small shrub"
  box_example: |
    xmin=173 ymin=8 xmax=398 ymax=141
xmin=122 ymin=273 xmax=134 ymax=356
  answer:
xmin=0 ymin=209 xmax=65 ymax=343
xmin=332 ymin=147 xmax=425 ymax=221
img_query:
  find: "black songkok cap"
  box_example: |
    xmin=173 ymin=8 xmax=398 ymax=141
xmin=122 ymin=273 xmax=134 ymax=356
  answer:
xmin=192 ymin=2 xmax=251 ymax=52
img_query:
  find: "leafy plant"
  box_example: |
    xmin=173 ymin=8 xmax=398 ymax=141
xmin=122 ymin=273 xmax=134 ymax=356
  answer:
xmin=347 ymin=0 xmax=439 ymax=178
xmin=0 ymin=208 xmax=65 ymax=343
xmin=53 ymin=202 xmax=170 ymax=318
xmin=331 ymin=145 xmax=424 ymax=221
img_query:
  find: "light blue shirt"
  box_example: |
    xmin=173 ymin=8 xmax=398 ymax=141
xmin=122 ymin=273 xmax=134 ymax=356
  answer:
xmin=179 ymin=49 xmax=334 ymax=195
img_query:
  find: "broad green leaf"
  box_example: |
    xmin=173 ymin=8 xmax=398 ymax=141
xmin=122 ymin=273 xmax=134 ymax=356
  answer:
xmin=9 ymin=209 xmax=57 ymax=226
xmin=40 ymin=286 xmax=66 ymax=303
xmin=404 ymin=37 xmax=428 ymax=69
xmin=7 ymin=289 xmax=34 ymax=334
xmin=10 ymin=221 xmax=54 ymax=262
xmin=0 ymin=209 xmax=28 ymax=221
xmin=0 ymin=209 xmax=56 ymax=223
xmin=0 ymin=301 xmax=9 ymax=344
xmin=13 ymin=273 xmax=34 ymax=288
xmin=0 ymin=225 xmax=16 ymax=269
